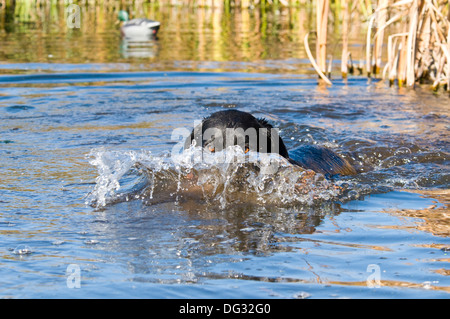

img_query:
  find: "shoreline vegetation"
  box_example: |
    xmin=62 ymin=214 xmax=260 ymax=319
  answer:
xmin=0 ymin=0 xmax=449 ymax=92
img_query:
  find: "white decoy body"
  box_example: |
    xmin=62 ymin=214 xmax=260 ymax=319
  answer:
xmin=118 ymin=11 xmax=160 ymax=38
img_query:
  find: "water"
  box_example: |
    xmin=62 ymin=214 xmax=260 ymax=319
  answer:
xmin=1 ymin=4 xmax=449 ymax=299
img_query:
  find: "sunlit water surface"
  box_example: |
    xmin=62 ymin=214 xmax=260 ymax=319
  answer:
xmin=0 ymin=4 xmax=449 ymax=299
xmin=1 ymin=69 xmax=448 ymax=298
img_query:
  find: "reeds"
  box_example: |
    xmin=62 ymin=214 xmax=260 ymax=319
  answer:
xmin=0 ymin=0 xmax=309 ymax=9
xmin=1 ymin=0 xmax=449 ymax=91
xmin=316 ymin=0 xmax=329 ymax=74
xmin=379 ymin=0 xmax=450 ymax=90
xmin=340 ymin=0 xmax=349 ymax=78
xmin=308 ymin=0 xmax=450 ymax=90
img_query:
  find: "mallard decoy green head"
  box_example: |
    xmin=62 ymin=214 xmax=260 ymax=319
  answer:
xmin=118 ymin=10 xmax=129 ymax=22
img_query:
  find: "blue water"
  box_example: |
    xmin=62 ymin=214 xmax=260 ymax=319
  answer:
xmin=0 ymin=69 xmax=449 ymax=298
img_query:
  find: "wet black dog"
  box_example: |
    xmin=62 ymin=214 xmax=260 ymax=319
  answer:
xmin=184 ymin=109 xmax=356 ymax=177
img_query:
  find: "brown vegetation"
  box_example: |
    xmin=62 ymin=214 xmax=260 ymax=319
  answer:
xmin=1 ymin=0 xmax=449 ymax=90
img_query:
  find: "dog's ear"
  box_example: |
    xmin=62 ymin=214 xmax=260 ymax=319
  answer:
xmin=257 ymin=117 xmax=274 ymax=129
xmin=184 ymin=129 xmax=195 ymax=149
xmin=257 ymin=118 xmax=290 ymax=159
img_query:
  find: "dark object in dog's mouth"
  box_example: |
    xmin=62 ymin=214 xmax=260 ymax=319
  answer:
xmin=184 ymin=109 xmax=356 ymax=178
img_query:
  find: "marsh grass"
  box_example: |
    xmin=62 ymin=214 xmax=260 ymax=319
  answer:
xmin=311 ymin=0 xmax=449 ymax=90
xmin=1 ymin=0 xmax=449 ymax=91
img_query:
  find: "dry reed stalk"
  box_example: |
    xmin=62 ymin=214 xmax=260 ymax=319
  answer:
xmin=383 ymin=33 xmax=395 ymax=80
xmin=433 ymin=53 xmax=446 ymax=89
xmin=316 ymin=0 xmax=329 ymax=73
xmin=366 ymin=14 xmax=375 ymax=76
xmin=373 ymin=0 xmax=389 ymax=75
xmin=397 ymin=23 xmax=409 ymax=86
xmin=304 ymin=32 xmax=333 ymax=85
xmin=378 ymin=0 xmax=449 ymax=88
xmin=327 ymin=54 xmax=333 ymax=77
xmin=390 ymin=41 xmax=401 ymax=84
xmin=415 ymin=5 xmax=431 ymax=81
xmin=384 ymin=33 xmax=407 ymax=83
xmin=406 ymin=0 xmax=419 ymax=86
xmin=341 ymin=0 xmax=349 ymax=77
xmin=447 ymin=25 xmax=450 ymax=91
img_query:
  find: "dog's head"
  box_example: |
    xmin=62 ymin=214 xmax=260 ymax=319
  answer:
xmin=184 ymin=110 xmax=289 ymax=158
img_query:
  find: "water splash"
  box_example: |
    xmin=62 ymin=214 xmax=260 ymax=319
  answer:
xmin=86 ymin=146 xmax=343 ymax=208
xmin=13 ymin=245 xmax=32 ymax=256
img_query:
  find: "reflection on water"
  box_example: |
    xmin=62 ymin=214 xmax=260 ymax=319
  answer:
xmin=120 ymin=37 xmax=159 ymax=59
xmin=0 ymin=2 xmax=371 ymax=74
xmin=390 ymin=190 xmax=450 ymax=238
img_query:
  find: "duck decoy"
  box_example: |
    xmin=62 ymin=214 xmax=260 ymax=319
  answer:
xmin=118 ymin=10 xmax=160 ymax=38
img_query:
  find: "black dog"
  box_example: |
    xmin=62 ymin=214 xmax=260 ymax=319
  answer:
xmin=184 ymin=109 xmax=356 ymax=177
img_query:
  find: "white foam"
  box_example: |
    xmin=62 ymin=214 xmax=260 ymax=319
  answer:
xmin=86 ymin=146 xmax=343 ymax=208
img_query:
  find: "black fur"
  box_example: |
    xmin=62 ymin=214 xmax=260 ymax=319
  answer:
xmin=288 ymin=145 xmax=356 ymax=177
xmin=184 ymin=110 xmax=289 ymax=158
xmin=184 ymin=109 xmax=355 ymax=177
